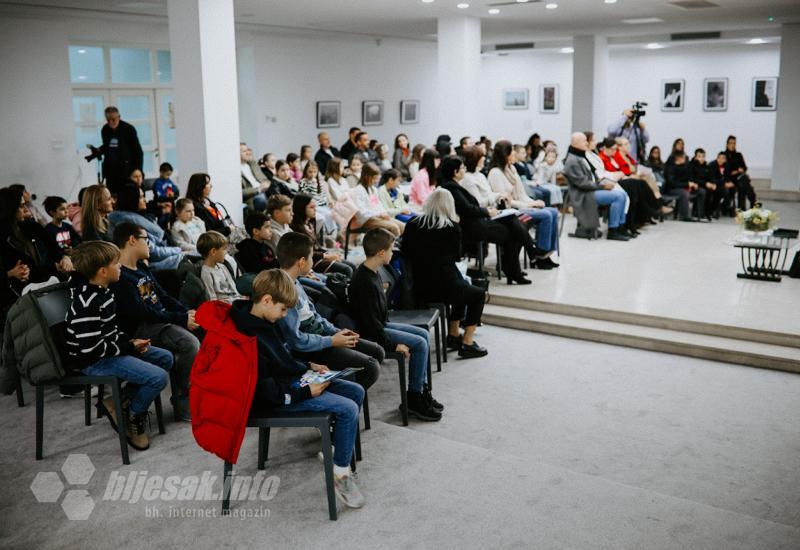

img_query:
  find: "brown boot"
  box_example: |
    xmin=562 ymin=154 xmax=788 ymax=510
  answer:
xmin=99 ymin=396 xmax=129 ymax=432
xmin=126 ymin=412 xmax=151 ymax=451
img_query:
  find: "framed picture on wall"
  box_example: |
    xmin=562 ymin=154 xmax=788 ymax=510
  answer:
xmin=503 ymin=88 xmax=529 ymax=110
xmin=703 ymin=78 xmax=728 ymax=111
xmin=751 ymin=77 xmax=778 ymax=111
xmin=316 ymin=101 xmax=341 ymax=128
xmin=539 ymin=84 xmax=559 ymax=113
xmin=661 ymin=79 xmax=684 ymax=111
xmin=400 ymin=100 xmax=420 ymax=124
xmin=362 ymin=100 xmax=384 ymax=126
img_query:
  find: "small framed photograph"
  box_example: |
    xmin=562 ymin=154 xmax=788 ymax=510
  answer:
xmin=362 ymin=100 xmax=384 ymax=126
xmin=400 ymin=100 xmax=420 ymax=124
xmin=316 ymin=101 xmax=341 ymax=128
xmin=539 ymin=84 xmax=559 ymax=113
xmin=503 ymin=88 xmax=529 ymax=110
xmin=703 ymin=78 xmax=728 ymax=111
xmin=661 ymin=79 xmax=685 ymax=111
xmin=751 ymin=77 xmax=778 ymax=111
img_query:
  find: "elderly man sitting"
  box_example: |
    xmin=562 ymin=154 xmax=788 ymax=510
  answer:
xmin=563 ymin=132 xmax=630 ymax=241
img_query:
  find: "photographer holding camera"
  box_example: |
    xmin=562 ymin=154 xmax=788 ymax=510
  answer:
xmin=85 ymin=106 xmax=144 ymax=195
xmin=607 ymin=103 xmax=649 ymax=164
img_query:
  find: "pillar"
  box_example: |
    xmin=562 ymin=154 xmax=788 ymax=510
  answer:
xmin=437 ymin=16 xmax=481 ymax=139
xmin=167 ymin=0 xmax=243 ymax=223
xmin=571 ymin=35 xmax=608 ymax=134
xmin=770 ymin=24 xmax=800 ymax=191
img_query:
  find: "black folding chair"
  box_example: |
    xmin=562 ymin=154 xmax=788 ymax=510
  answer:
xmin=221 ymin=410 xmax=362 ymax=520
xmin=387 ymin=308 xmax=439 ymax=383
xmin=343 ymin=218 xmax=369 ymax=260
xmin=31 ymin=284 xmax=165 ymax=466
xmin=386 ymin=351 xmax=409 ymax=426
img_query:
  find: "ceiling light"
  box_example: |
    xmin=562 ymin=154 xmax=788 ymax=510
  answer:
xmin=516 ymin=0 xmax=530 ymax=3
xmin=457 ymin=2 xmax=469 ymax=8
xmin=645 ymin=42 xmax=664 ymax=49
xmin=488 ymin=8 xmax=500 ymax=14
xmin=622 ymin=17 xmax=664 ymax=24
xmin=747 ymin=38 xmax=767 ymax=44
xmin=421 ymin=0 xmax=434 ymax=3
xmin=560 ymin=47 xmax=574 ymax=53
xmin=604 ymin=0 xmax=617 ymax=3
xmin=545 ymin=2 xmax=558 ymax=8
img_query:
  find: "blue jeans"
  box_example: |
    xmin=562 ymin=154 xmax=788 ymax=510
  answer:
xmin=281 ymin=379 xmax=364 ymax=468
xmin=81 ymin=347 xmax=173 ymax=415
xmin=384 ymin=322 xmax=429 ymax=393
xmin=519 ymin=207 xmax=559 ymax=252
xmin=594 ymin=189 xmax=627 ymax=229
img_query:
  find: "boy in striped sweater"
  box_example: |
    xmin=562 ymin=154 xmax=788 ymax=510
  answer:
xmin=66 ymin=241 xmax=173 ymax=451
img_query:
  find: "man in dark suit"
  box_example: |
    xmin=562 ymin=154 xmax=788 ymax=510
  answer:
xmin=85 ymin=106 xmax=143 ymax=195
xmin=313 ymin=132 xmax=340 ymax=174
xmin=339 ymin=126 xmax=361 ymax=162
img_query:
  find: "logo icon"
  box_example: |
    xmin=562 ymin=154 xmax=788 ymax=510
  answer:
xmin=30 ymin=453 xmax=96 ymax=520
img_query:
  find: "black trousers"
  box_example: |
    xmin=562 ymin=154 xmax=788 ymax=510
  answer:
xmin=735 ymin=174 xmax=757 ymax=210
xmin=440 ymin=283 xmax=486 ymax=327
xmin=297 ymin=338 xmax=384 ymax=390
xmin=674 ymin=187 xmax=707 ymax=219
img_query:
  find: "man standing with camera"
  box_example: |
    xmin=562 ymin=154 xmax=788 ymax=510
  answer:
xmin=607 ymin=105 xmax=649 ymax=164
xmin=85 ymin=106 xmax=143 ymax=195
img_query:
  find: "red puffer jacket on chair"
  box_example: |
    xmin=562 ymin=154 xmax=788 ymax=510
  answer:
xmin=190 ymin=300 xmax=257 ymax=464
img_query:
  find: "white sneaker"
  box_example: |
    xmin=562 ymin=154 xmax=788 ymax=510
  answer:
xmin=334 ymin=473 xmax=365 ymax=508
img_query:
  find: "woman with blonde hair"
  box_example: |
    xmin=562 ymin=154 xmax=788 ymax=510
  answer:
xmin=81 ymin=184 xmax=114 ymax=242
xmin=401 ymin=188 xmax=488 ymax=359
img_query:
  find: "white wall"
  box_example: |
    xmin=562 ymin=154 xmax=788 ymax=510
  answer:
xmin=237 ymin=30 xmax=440 ymax=159
xmin=479 ymin=51 xmax=575 ymax=149
xmin=605 ymin=44 xmax=780 ymax=177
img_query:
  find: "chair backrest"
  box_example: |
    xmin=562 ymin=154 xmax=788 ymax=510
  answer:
xmin=33 ymin=286 xmax=70 ymax=328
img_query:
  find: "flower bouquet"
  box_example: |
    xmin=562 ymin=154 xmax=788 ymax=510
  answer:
xmin=736 ymin=203 xmax=777 ymax=233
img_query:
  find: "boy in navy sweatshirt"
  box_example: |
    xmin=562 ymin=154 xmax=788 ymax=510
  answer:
xmin=110 ymin=222 xmax=200 ymax=422
xmin=66 ymin=241 xmax=173 ymax=450
xmin=229 ymin=269 xmax=365 ymax=508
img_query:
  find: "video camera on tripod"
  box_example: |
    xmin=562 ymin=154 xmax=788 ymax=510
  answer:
xmin=630 ymin=101 xmax=647 ymax=124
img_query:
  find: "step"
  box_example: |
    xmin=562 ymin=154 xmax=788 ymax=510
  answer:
xmin=758 ymin=189 xmax=800 ymax=202
xmin=482 ymin=304 xmax=800 ymax=374
xmin=487 ymin=294 xmax=800 ymax=349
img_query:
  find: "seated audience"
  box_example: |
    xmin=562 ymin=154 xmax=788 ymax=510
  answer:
xmin=267 ymin=194 xmax=294 ymax=250
xmin=43 ymin=196 xmax=81 ymax=254
xmin=351 ymin=162 xmax=404 ymax=236
xmin=378 ymin=169 xmax=415 ymax=223
xmin=563 ymin=132 xmax=630 ymax=241
xmin=198 ymin=231 xmax=244 ymax=303
xmin=613 ymin=137 xmax=663 ymax=201
xmin=127 ymin=168 xmax=145 ymax=190
xmin=259 ymin=153 xmax=277 ymax=182
xmin=275 ymin=232 xmax=383 ymax=391
xmin=111 ymin=222 xmax=199 ymax=422
xmin=351 ymin=132 xmax=377 ymax=164
xmin=339 ymin=126 xmax=361 ymax=162
xmin=532 ymin=149 xmax=565 ymax=206
xmin=455 ymin=136 xmax=473 ymax=157
xmin=689 ymin=148 xmax=717 ymax=220
xmin=664 ymin=151 xmax=707 ymax=221
xmin=440 ymin=156 xmax=534 ymax=282
xmin=513 ymin=144 xmax=551 ymax=205
xmin=298 ymin=160 xmax=337 ymax=241
xmin=724 ymin=135 xmax=757 ymax=211
xmin=709 ymin=151 xmax=737 ymax=216
xmin=299 ymin=145 xmax=313 ymax=171
xmin=375 ymin=143 xmax=392 ymax=173
xmin=240 ymin=143 xmax=270 ymax=212
xmin=526 ymin=133 xmax=543 ymax=168
xmin=350 ymin=228 xmax=443 ymax=421
xmin=153 ymin=162 xmax=180 ymax=201
xmin=325 ymin=158 xmax=350 ymax=204
xmin=66 ymin=241 xmax=172 ymax=451
xmin=647 ymin=146 xmax=666 ymax=187
xmin=206 ymin=269 xmax=365 ymax=507
xmin=235 ymin=212 xmax=278 ymax=274
xmin=487 ymin=141 xmax=560 ymax=265
xmin=409 ymin=148 xmax=440 ymax=207
xmin=461 ymin=146 xmax=508 ymax=209
xmin=67 ymin=187 xmax=86 ymax=235
xmin=268 ymin=160 xmax=298 ymax=198
xmin=345 ymin=156 xmax=363 ymax=188
xmin=81 ymin=185 xmax=114 ymax=242
xmin=401 ymin=188 xmax=488 ymax=358
xmin=666 ymin=138 xmax=685 ymax=167
xmin=290 ymin=194 xmax=354 ymax=277
xmin=392 ymin=134 xmax=411 ymax=179
xmin=408 ymin=144 xmax=426 ymax=180
xmin=314 ymin=132 xmax=340 ymax=174
xmin=170 ymin=198 xmax=206 ymax=255
xmin=9 ymin=184 xmax=48 ymax=226
xmin=109 ymin=184 xmax=183 ymax=271
xmin=287 ymin=152 xmax=304 ymax=182
xmin=186 ymin=173 xmax=231 ymax=237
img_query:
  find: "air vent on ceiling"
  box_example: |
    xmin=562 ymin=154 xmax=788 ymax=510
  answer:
xmin=670 ymin=0 xmax=719 ymax=9
xmin=495 ymin=42 xmax=535 ymax=51
xmin=670 ymin=31 xmax=721 ymax=41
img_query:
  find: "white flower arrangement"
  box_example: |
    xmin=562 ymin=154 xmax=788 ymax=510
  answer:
xmin=736 ymin=203 xmax=778 ymax=232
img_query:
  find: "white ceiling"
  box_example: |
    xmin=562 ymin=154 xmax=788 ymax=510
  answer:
xmin=4 ymin=0 xmax=800 ymax=43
